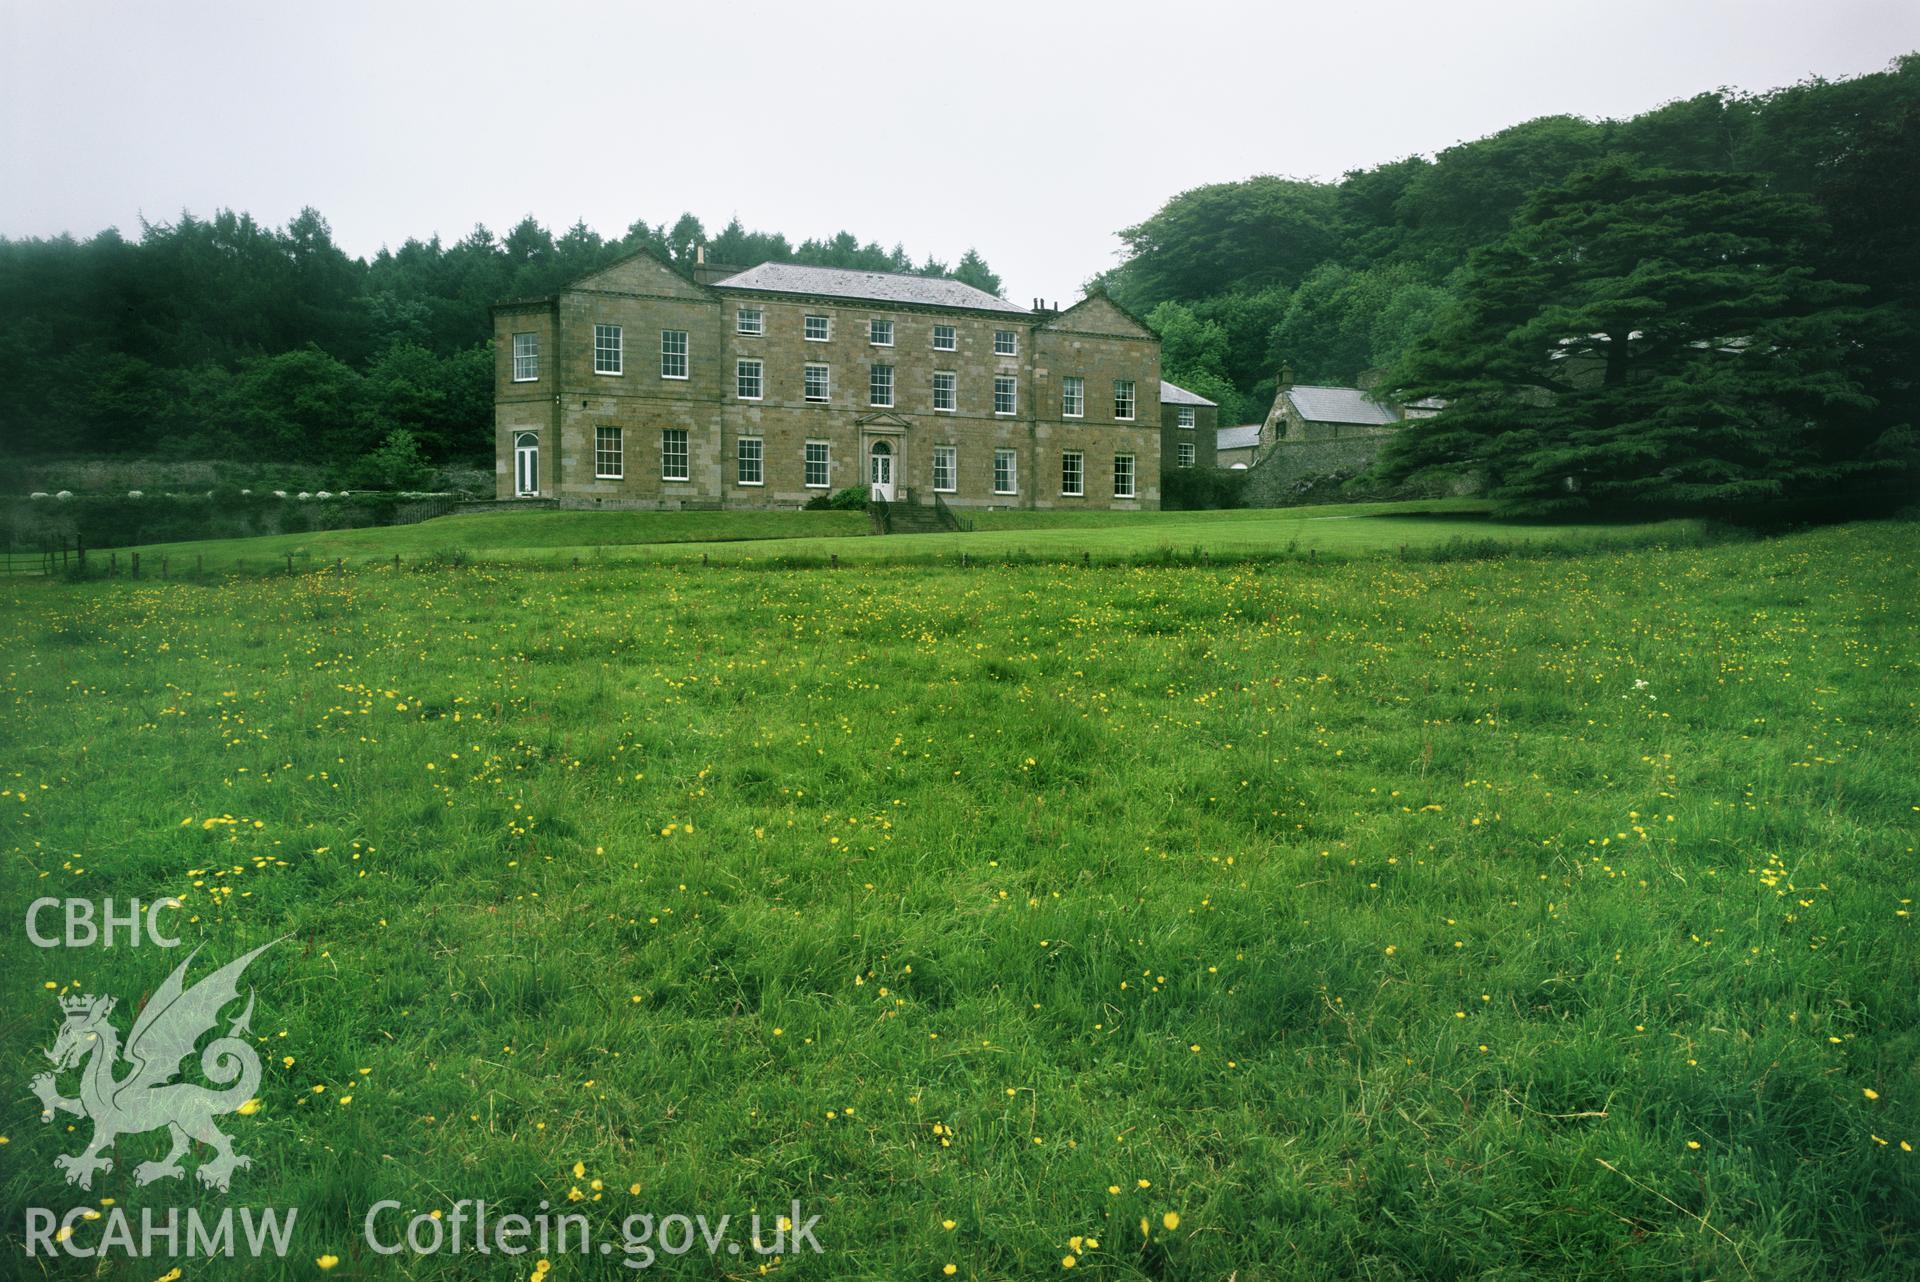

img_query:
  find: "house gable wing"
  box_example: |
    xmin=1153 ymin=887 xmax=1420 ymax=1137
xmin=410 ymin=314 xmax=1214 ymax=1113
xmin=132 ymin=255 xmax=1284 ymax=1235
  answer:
xmin=1041 ymin=292 xmax=1155 ymax=340
xmin=568 ymin=248 xmax=712 ymax=302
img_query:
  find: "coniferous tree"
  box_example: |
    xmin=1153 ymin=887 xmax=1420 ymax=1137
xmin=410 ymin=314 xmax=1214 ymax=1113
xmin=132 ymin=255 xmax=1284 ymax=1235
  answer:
xmin=1375 ymin=162 xmax=1909 ymax=518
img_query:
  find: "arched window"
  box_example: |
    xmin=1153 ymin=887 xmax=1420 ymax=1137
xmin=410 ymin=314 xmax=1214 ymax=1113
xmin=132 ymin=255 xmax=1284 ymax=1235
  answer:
xmin=513 ymin=432 xmax=540 ymax=496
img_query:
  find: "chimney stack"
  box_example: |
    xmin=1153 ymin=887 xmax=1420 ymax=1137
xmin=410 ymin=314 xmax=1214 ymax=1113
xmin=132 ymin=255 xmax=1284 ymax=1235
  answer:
xmin=1279 ymin=364 xmax=1295 ymax=390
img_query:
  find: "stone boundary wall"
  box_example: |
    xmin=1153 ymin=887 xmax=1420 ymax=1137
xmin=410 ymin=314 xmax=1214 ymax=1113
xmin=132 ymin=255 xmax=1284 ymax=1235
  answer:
xmin=1239 ymin=434 xmax=1479 ymax=506
xmin=1242 ymin=435 xmax=1398 ymax=506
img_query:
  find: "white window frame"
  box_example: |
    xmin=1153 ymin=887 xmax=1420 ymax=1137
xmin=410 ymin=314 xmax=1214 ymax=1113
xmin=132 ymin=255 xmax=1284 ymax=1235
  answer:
xmin=661 ymin=428 xmax=690 ymax=482
xmin=1061 ymin=375 xmax=1084 ymax=419
xmin=804 ymin=440 xmax=831 ymax=489
xmin=594 ymin=425 xmax=623 ymax=479
xmin=736 ymin=306 xmax=764 ymax=336
xmin=993 ymin=448 xmax=1018 ymax=495
xmin=1177 ymin=405 xmax=1195 ymax=429
xmin=512 ymin=332 xmax=539 ymax=382
xmin=736 ymin=358 xmax=764 ymax=401
xmin=869 ymin=363 xmax=894 ymax=408
xmin=1061 ymin=449 xmax=1084 ymax=497
xmin=932 ymin=324 xmax=957 ymax=351
xmin=993 ymin=375 xmax=1016 ymax=416
xmin=869 ymin=318 xmax=894 ymax=347
xmin=933 ymin=444 xmax=957 ymax=493
xmin=932 ymin=371 xmax=956 ymax=413
xmin=660 ymin=329 xmax=688 ymax=380
xmin=1178 ymin=441 xmax=1195 ymax=468
xmin=514 ymin=430 xmax=540 ymax=496
xmin=1114 ymin=379 xmax=1136 ymax=421
xmin=993 ymin=329 xmax=1018 ymax=357
xmin=737 ymin=435 xmax=764 ymax=486
xmin=594 ymin=323 xmax=623 ymax=375
xmin=804 ymin=363 xmax=830 ymax=403
xmin=1114 ymin=452 xmax=1136 ymax=499
xmin=804 ymin=314 xmax=830 ymax=342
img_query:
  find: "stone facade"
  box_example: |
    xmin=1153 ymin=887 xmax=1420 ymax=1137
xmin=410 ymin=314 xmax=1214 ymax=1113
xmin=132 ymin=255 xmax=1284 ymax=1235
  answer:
xmin=1231 ymin=376 xmax=1450 ymax=504
xmin=1206 ymin=378 xmax=1416 ymax=475
xmin=1158 ymin=381 xmax=1218 ymax=475
xmin=494 ymin=252 xmax=1167 ymax=511
xmin=1216 ymin=424 xmax=1261 ymax=470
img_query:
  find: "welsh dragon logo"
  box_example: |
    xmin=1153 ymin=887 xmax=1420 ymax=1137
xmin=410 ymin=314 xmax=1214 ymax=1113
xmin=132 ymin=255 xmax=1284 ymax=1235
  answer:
xmin=32 ymin=940 xmax=277 ymax=1192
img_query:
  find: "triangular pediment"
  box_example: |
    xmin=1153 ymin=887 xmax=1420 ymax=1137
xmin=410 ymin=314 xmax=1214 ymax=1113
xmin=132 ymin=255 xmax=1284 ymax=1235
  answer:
xmin=1042 ymin=292 xmax=1154 ymax=338
xmin=855 ymin=410 xmax=915 ymax=430
xmin=569 ymin=248 xmax=710 ymax=300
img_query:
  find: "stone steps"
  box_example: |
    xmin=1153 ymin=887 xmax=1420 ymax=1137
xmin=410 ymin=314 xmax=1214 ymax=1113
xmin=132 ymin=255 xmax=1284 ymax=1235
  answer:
xmin=886 ymin=506 xmax=951 ymax=534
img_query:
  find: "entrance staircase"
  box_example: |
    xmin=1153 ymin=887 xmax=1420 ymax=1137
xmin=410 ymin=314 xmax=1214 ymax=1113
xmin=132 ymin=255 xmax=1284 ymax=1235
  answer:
xmin=869 ymin=488 xmax=968 ymax=535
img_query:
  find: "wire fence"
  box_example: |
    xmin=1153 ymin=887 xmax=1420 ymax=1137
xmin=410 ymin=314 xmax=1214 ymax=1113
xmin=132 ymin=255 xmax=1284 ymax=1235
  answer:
xmin=2 ymin=541 xmax=223 ymax=580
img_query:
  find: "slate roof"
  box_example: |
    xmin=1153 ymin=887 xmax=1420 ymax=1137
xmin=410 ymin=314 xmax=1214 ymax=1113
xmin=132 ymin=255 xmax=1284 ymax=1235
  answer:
xmin=709 ymin=262 xmax=1030 ymax=314
xmin=1217 ymin=424 xmax=1263 ymax=451
xmin=1286 ymin=385 xmax=1399 ymax=426
xmin=1160 ymin=380 xmax=1216 ymax=407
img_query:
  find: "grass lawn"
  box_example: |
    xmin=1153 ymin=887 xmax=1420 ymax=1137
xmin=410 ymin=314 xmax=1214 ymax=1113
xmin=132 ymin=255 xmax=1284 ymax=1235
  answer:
xmin=2 ymin=518 xmax=1915 ymax=1278
xmin=112 ymin=499 xmax=1705 ymax=573
xmin=115 ymin=506 xmax=876 ymax=570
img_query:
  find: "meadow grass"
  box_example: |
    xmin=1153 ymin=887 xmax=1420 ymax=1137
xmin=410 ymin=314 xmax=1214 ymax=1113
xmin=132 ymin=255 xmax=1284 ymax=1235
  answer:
xmin=1 ymin=518 xmax=1915 ymax=1279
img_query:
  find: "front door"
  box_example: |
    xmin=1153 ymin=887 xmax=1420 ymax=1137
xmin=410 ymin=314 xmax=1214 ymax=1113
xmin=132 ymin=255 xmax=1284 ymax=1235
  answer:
xmin=868 ymin=440 xmax=895 ymax=501
xmin=514 ymin=433 xmax=539 ymax=497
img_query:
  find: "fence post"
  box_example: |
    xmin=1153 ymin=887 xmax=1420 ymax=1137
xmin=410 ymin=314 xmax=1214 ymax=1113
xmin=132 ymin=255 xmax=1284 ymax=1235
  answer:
xmin=131 ymin=552 xmax=141 ymax=579
xmin=161 ymin=556 xmax=169 ymax=580
xmin=393 ymin=554 xmax=400 ymax=570
xmin=110 ymin=551 xmax=118 ymax=576
xmin=831 ymin=553 xmax=839 ymax=569
xmin=1083 ymin=551 xmax=1091 ymax=568
xmin=285 ymin=553 xmax=293 ymax=574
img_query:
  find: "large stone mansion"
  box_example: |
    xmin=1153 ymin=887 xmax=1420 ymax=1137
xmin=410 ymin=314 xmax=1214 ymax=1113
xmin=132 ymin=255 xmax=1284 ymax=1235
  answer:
xmin=493 ymin=250 xmax=1210 ymax=511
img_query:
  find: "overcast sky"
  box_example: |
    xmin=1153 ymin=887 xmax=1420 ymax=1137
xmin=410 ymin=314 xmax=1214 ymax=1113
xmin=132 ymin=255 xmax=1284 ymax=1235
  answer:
xmin=3 ymin=0 xmax=1916 ymax=303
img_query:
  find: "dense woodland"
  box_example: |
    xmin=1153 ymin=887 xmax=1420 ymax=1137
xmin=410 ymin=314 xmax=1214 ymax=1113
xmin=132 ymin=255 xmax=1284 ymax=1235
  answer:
xmin=0 ymin=214 xmax=1000 ymax=471
xmin=1103 ymin=55 xmax=1918 ymax=517
xmin=2 ymin=56 xmax=1914 ymax=515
